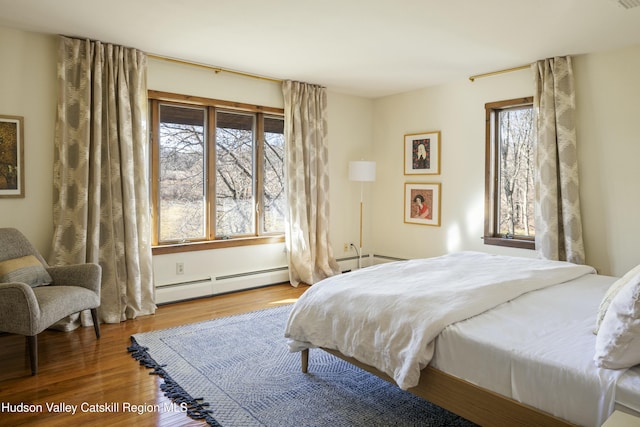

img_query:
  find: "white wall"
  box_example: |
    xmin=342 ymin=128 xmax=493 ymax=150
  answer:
xmin=327 ymin=91 xmax=375 ymax=267
xmin=1 ymin=24 xmax=638 ymax=292
xmin=147 ymin=57 xmax=283 ymax=108
xmin=370 ymin=45 xmax=640 ymax=276
xmin=0 ymin=27 xmax=57 ymax=255
xmin=371 ymin=69 xmax=533 ymax=261
xmin=573 ymin=46 xmax=640 ymax=276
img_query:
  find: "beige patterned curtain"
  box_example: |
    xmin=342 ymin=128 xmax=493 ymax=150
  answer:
xmin=283 ymin=81 xmax=340 ymax=286
xmin=533 ymin=56 xmax=586 ymax=264
xmin=50 ymin=36 xmax=155 ymax=325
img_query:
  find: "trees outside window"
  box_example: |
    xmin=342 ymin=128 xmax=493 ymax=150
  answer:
xmin=157 ymin=104 xmax=206 ymax=242
xmin=262 ymin=117 xmax=286 ymax=234
xmin=215 ymin=111 xmax=255 ymax=237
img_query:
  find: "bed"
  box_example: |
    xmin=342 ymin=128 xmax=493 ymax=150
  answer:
xmin=284 ymin=251 xmax=640 ymax=427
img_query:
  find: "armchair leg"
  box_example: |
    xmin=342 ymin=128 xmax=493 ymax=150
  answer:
xmin=90 ymin=308 xmax=101 ymax=339
xmin=27 ymin=335 xmax=38 ymax=375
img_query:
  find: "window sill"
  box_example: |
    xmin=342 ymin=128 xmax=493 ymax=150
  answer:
xmin=152 ymin=235 xmax=285 ymax=255
xmin=483 ymin=236 xmax=535 ymax=250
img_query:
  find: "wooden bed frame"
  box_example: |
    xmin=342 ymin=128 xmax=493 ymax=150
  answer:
xmin=300 ymin=348 xmax=577 ymax=427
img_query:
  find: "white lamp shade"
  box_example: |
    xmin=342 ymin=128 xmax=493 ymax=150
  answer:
xmin=349 ymin=161 xmax=376 ymax=182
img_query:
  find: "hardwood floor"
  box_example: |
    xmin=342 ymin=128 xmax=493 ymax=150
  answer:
xmin=0 ymin=283 xmax=309 ymax=426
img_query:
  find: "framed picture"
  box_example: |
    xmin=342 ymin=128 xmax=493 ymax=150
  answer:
xmin=404 ymin=182 xmax=441 ymax=226
xmin=0 ymin=115 xmax=24 ymax=198
xmin=404 ymin=131 xmax=440 ymax=175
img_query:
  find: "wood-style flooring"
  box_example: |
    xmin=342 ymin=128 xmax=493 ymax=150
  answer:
xmin=0 ymin=283 xmax=309 ymax=426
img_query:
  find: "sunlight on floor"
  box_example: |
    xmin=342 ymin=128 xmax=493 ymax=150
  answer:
xmin=269 ymin=298 xmax=299 ymax=305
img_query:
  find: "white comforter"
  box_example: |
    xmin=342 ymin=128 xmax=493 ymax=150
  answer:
xmin=284 ymin=251 xmax=596 ymax=390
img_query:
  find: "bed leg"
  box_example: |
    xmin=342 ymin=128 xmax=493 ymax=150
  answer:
xmin=301 ymin=349 xmax=309 ymax=373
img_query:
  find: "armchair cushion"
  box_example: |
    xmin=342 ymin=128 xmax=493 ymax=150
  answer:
xmin=0 ymin=255 xmax=52 ymax=288
xmin=31 ymin=286 xmax=101 ymax=334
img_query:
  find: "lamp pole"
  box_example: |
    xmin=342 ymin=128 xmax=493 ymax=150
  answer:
xmin=348 ymin=160 xmax=376 ymax=269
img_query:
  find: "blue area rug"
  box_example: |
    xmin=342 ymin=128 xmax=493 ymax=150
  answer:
xmin=129 ymin=304 xmax=477 ymax=426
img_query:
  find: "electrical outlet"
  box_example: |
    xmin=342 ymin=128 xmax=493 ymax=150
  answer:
xmin=176 ymin=262 xmax=184 ymax=275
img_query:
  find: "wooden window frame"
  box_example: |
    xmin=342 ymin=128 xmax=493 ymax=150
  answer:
xmin=484 ymin=97 xmax=535 ymax=250
xmin=149 ymin=90 xmax=285 ymax=255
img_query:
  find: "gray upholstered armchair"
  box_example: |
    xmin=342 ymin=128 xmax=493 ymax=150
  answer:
xmin=0 ymin=228 xmax=101 ymax=375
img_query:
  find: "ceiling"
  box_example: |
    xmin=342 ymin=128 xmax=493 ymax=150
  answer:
xmin=1 ymin=0 xmax=640 ymax=98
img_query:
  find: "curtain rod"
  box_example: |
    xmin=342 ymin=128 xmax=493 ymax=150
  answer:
xmin=469 ymin=64 xmax=531 ymax=82
xmin=148 ymin=54 xmax=283 ymax=84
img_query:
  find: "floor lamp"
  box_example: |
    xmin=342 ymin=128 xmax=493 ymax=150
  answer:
xmin=348 ymin=160 xmax=376 ymax=269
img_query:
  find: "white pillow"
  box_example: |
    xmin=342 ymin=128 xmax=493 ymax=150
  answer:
xmin=594 ymin=263 xmax=640 ymax=334
xmin=594 ymin=271 xmax=640 ymax=369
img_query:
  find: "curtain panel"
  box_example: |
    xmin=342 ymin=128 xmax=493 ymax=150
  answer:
xmin=50 ymin=36 xmax=155 ymax=325
xmin=533 ymin=56 xmax=586 ymax=264
xmin=283 ymin=81 xmax=340 ymax=286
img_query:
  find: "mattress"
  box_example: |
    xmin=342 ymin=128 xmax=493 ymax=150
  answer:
xmin=285 ymin=251 xmax=596 ymax=390
xmin=430 ymin=273 xmax=639 ymax=427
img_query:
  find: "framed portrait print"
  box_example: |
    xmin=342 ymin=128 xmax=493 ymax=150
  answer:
xmin=404 ymin=131 xmax=440 ymax=175
xmin=404 ymin=182 xmax=441 ymax=226
xmin=0 ymin=115 xmax=24 ymax=198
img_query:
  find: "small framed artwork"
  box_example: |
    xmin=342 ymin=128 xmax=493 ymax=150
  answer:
xmin=404 ymin=182 xmax=441 ymax=226
xmin=0 ymin=115 xmax=24 ymax=198
xmin=404 ymin=131 xmax=440 ymax=175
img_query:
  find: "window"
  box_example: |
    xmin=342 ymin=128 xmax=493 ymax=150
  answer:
xmin=149 ymin=91 xmax=285 ymax=251
xmin=484 ymin=97 xmax=535 ymax=249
